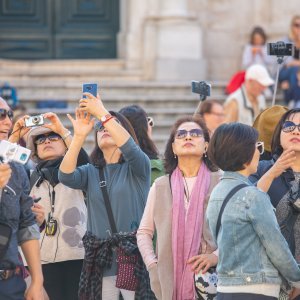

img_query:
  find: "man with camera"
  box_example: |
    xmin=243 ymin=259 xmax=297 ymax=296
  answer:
xmin=224 ymin=64 xmax=274 ymax=125
xmin=0 ymin=97 xmax=43 ymax=300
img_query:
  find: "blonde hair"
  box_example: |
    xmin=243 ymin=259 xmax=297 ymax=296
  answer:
xmin=289 ymin=15 xmax=300 ymax=41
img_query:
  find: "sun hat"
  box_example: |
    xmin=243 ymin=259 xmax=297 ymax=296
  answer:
xmin=253 ymin=105 xmax=289 ymax=152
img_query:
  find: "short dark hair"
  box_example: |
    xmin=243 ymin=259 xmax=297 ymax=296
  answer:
xmin=90 ymin=111 xmax=138 ymax=167
xmin=119 ymin=105 xmax=159 ymax=159
xmin=271 ymin=108 xmax=300 ymax=156
xmin=164 ymin=115 xmax=217 ymax=175
xmin=250 ymin=26 xmax=267 ymax=45
xmin=208 ymin=123 xmax=258 ymax=171
xmin=198 ymin=100 xmax=223 ymax=116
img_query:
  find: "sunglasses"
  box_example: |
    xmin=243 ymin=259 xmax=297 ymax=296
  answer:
xmin=147 ymin=116 xmax=154 ymax=127
xmin=0 ymin=108 xmax=13 ymax=121
xmin=175 ymin=128 xmax=203 ymax=139
xmin=282 ymin=121 xmax=300 ymax=133
xmin=256 ymin=141 xmax=264 ymax=155
xmin=94 ymin=117 xmax=121 ymax=132
xmin=35 ymin=133 xmax=62 ymax=145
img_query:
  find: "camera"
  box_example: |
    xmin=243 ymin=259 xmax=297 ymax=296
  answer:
xmin=25 ymin=115 xmax=44 ymax=128
xmin=0 ymin=140 xmax=31 ymax=165
xmin=45 ymin=217 xmax=58 ymax=236
xmin=267 ymin=41 xmax=294 ymax=57
xmin=191 ymin=81 xmax=211 ymax=101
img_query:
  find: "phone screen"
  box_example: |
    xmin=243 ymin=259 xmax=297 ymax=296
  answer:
xmin=82 ymin=83 xmax=98 ymax=98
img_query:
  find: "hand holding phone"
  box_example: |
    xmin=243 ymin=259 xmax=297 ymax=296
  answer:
xmin=82 ymin=83 xmax=98 ymax=99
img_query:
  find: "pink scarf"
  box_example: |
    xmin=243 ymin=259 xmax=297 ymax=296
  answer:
xmin=171 ymin=164 xmax=211 ymax=300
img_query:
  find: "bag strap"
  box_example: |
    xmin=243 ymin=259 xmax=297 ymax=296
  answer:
xmin=216 ymin=184 xmax=248 ymax=237
xmin=98 ymin=167 xmax=118 ymax=234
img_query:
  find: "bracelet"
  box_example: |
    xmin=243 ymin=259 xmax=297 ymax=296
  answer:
xmin=102 ymin=116 xmax=114 ymax=126
xmin=61 ymin=130 xmax=71 ymax=140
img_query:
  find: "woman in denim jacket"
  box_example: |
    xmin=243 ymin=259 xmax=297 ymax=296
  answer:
xmin=206 ymin=123 xmax=300 ymax=300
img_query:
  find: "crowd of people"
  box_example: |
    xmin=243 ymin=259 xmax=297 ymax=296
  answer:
xmin=0 ymin=15 xmax=300 ymax=300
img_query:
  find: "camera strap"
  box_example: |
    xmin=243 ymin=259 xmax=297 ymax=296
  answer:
xmin=98 ymin=167 xmax=118 ymax=234
xmin=241 ymin=87 xmax=254 ymax=120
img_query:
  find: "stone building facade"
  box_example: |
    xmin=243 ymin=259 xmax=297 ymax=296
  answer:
xmin=118 ymin=0 xmax=299 ymax=81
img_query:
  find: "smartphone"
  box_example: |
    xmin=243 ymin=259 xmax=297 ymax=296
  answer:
xmin=82 ymin=83 xmax=98 ymax=99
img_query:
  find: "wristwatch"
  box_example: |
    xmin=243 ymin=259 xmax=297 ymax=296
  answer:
xmin=100 ymin=114 xmax=112 ymax=123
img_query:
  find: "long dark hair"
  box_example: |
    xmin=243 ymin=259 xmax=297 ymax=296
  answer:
xmin=250 ymin=26 xmax=267 ymax=45
xmin=119 ymin=105 xmax=159 ymax=159
xmin=90 ymin=111 xmax=139 ymax=167
xmin=164 ymin=115 xmax=217 ymax=175
xmin=271 ymin=108 xmax=300 ymax=156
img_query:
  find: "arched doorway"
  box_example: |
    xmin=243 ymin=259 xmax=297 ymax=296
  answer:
xmin=0 ymin=0 xmax=119 ymax=59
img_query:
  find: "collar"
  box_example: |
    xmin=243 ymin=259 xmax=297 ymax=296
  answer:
xmin=221 ymin=171 xmax=252 ymax=185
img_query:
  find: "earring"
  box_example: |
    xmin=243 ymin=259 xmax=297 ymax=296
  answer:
xmin=174 ymin=154 xmax=177 ymax=159
xmin=204 ymin=152 xmax=207 ymax=158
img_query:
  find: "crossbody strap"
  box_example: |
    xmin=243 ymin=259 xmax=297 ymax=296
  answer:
xmin=98 ymin=167 xmax=118 ymax=234
xmin=216 ymin=184 xmax=248 ymax=237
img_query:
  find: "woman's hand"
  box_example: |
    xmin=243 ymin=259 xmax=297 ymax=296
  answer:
xmin=67 ymin=108 xmax=95 ymax=139
xmin=8 ymin=115 xmax=31 ymax=143
xmin=187 ymin=253 xmax=218 ymax=274
xmin=290 ymin=288 xmax=300 ymax=299
xmin=42 ymin=112 xmax=68 ymax=136
xmin=31 ymin=203 xmax=45 ymax=227
xmin=268 ymin=148 xmax=297 ymax=179
xmin=78 ymin=93 xmax=108 ymax=119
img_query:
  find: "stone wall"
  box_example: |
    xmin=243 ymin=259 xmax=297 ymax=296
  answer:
xmin=118 ymin=0 xmax=299 ymax=81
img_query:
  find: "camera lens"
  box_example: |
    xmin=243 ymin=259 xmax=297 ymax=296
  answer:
xmin=32 ymin=116 xmax=40 ymax=124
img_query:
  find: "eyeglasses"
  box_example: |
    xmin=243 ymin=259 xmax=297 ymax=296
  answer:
xmin=94 ymin=118 xmax=121 ymax=132
xmin=0 ymin=108 xmax=13 ymax=121
xmin=175 ymin=128 xmax=203 ymax=139
xmin=282 ymin=121 xmax=300 ymax=133
xmin=293 ymin=23 xmax=300 ymax=28
xmin=147 ymin=116 xmax=154 ymax=127
xmin=34 ymin=133 xmax=62 ymax=145
xmin=256 ymin=141 xmax=264 ymax=155
xmin=210 ymin=112 xmax=225 ymax=118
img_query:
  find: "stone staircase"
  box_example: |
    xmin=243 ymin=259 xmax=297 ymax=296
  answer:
xmin=0 ymin=59 xmax=283 ymax=154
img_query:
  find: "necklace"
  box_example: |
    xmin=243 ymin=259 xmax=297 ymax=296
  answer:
xmin=183 ymin=176 xmax=190 ymax=204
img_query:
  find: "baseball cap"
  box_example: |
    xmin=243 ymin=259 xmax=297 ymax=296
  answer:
xmin=245 ymin=64 xmax=275 ymax=87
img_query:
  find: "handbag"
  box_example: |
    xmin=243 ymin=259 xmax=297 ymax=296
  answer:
xmin=98 ymin=168 xmax=139 ymax=291
xmin=194 ymin=184 xmax=248 ymax=300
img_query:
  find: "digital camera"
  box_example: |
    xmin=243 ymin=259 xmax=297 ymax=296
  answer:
xmin=191 ymin=81 xmax=211 ymax=100
xmin=25 ymin=115 xmax=44 ymax=128
xmin=45 ymin=217 xmax=58 ymax=236
xmin=0 ymin=140 xmax=31 ymax=165
xmin=267 ymin=41 xmax=294 ymax=57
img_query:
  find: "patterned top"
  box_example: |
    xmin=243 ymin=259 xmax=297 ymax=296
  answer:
xmin=276 ymin=172 xmax=300 ymax=262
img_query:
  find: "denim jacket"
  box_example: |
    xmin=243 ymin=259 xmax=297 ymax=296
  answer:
xmin=0 ymin=162 xmax=39 ymax=269
xmin=206 ymin=171 xmax=300 ymax=287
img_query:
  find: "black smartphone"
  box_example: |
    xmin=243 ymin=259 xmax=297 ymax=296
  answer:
xmin=82 ymin=83 xmax=98 ymax=99
xmin=33 ymin=197 xmax=42 ymax=203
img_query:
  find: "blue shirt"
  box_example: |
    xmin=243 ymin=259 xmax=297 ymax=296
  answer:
xmin=0 ymin=162 xmax=39 ymax=269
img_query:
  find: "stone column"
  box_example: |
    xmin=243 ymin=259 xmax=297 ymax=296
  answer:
xmin=142 ymin=0 xmax=206 ymax=81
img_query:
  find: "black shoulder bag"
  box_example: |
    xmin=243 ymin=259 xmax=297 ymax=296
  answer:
xmin=98 ymin=168 xmax=139 ymax=291
xmin=216 ymin=184 xmax=248 ymax=237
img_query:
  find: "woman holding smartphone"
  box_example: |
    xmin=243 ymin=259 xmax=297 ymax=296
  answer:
xmin=59 ymin=93 xmax=151 ymax=300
